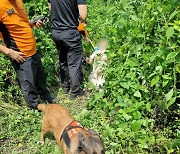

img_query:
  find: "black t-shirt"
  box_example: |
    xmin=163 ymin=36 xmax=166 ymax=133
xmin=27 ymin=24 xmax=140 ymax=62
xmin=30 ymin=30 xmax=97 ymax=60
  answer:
xmin=48 ymin=0 xmax=86 ymax=30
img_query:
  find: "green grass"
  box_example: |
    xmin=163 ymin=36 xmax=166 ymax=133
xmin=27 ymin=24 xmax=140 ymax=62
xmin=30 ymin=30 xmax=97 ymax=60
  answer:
xmin=1 ymin=87 xmax=179 ymax=154
xmin=1 ymin=0 xmax=180 ymax=153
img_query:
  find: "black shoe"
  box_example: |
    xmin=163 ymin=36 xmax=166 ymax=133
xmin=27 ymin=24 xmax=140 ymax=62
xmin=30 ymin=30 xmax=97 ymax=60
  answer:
xmin=62 ymin=88 xmax=69 ymax=94
xmin=70 ymin=90 xmax=85 ymax=100
xmin=70 ymin=94 xmax=77 ymax=100
xmin=78 ymin=90 xmax=85 ymax=96
xmin=47 ymin=97 xmax=60 ymax=103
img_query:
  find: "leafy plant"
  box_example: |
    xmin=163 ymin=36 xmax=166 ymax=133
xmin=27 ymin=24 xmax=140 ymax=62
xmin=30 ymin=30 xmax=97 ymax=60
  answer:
xmin=0 ymin=0 xmax=180 ymax=153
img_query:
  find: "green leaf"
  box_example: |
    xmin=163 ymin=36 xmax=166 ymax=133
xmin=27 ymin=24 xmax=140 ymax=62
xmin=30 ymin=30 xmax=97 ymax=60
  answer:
xmin=133 ymin=111 xmax=142 ymax=120
xmin=167 ymin=149 xmax=174 ymax=154
xmin=121 ymin=0 xmax=127 ymax=5
xmin=150 ymin=76 xmax=160 ymax=87
xmin=165 ymin=88 xmax=174 ymax=101
xmin=117 ymin=96 xmax=123 ymax=103
xmin=162 ymin=74 xmax=171 ymax=79
xmin=141 ymin=119 xmax=149 ymax=127
xmin=166 ymin=97 xmax=176 ymax=109
xmin=116 ymin=97 xmax=126 ymax=107
xmin=118 ymin=123 xmax=128 ymax=129
xmin=148 ymin=72 xmax=156 ymax=79
xmin=155 ymin=66 xmax=162 ymax=71
xmin=166 ymin=27 xmax=174 ymax=40
xmin=126 ymin=58 xmax=139 ymax=67
xmin=130 ymin=15 xmax=138 ymax=21
xmin=131 ymin=120 xmax=142 ymax=131
xmin=123 ymin=114 xmax=132 ymax=121
xmin=94 ymin=91 xmax=104 ymax=100
xmin=120 ymin=82 xmax=129 ymax=89
xmin=149 ymin=135 xmax=155 ymax=145
xmin=174 ymin=24 xmax=180 ymax=32
xmin=176 ymin=64 xmax=180 ymax=73
xmin=103 ymin=127 xmax=113 ymax=137
xmin=134 ymin=91 xmax=141 ymax=98
xmin=138 ymin=142 xmax=148 ymax=149
xmin=169 ymin=10 xmax=179 ymax=21
xmin=117 ymin=128 xmax=124 ymax=135
xmin=146 ymin=102 xmax=151 ymax=112
xmin=162 ymin=80 xmax=169 ymax=87
xmin=166 ymin=52 xmax=178 ymax=60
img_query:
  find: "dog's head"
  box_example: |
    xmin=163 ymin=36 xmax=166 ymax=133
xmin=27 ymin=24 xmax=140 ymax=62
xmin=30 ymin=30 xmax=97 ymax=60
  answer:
xmin=75 ymin=129 xmax=105 ymax=154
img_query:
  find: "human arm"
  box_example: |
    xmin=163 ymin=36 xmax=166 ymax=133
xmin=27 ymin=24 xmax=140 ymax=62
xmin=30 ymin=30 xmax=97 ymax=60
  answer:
xmin=78 ymin=0 xmax=87 ymax=22
xmin=78 ymin=5 xmax=87 ymax=22
xmin=0 ymin=44 xmax=26 ymax=63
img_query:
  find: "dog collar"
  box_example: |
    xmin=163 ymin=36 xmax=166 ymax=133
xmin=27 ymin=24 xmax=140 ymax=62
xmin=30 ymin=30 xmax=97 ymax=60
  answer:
xmin=60 ymin=120 xmax=84 ymax=148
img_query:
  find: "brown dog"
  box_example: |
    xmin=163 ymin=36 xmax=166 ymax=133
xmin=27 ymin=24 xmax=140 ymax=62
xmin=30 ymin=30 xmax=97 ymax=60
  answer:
xmin=37 ymin=104 xmax=105 ymax=154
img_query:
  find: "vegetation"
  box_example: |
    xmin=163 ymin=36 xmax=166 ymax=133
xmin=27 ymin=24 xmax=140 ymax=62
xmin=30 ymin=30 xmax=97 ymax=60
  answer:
xmin=0 ymin=0 xmax=180 ymax=153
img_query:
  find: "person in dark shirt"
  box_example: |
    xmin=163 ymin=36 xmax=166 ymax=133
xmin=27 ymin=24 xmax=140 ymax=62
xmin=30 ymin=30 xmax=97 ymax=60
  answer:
xmin=48 ymin=0 xmax=87 ymax=100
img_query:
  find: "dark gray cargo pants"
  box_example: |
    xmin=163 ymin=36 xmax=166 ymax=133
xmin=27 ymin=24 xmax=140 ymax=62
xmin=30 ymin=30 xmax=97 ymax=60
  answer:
xmin=12 ymin=52 xmax=52 ymax=109
xmin=52 ymin=29 xmax=83 ymax=95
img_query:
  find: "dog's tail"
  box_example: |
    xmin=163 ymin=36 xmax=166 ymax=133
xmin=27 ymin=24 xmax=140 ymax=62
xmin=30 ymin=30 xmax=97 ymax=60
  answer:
xmin=37 ymin=104 xmax=47 ymax=112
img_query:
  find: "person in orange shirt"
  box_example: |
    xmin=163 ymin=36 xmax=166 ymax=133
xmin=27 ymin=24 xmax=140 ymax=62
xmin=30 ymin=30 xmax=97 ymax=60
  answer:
xmin=0 ymin=0 xmax=57 ymax=110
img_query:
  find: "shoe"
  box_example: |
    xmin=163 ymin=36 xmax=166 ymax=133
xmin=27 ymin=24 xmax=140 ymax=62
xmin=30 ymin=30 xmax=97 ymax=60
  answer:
xmin=70 ymin=90 xmax=85 ymax=100
xmin=47 ymin=97 xmax=60 ymax=103
xmin=62 ymin=88 xmax=69 ymax=94
xmin=78 ymin=90 xmax=85 ymax=96
xmin=70 ymin=94 xmax=77 ymax=100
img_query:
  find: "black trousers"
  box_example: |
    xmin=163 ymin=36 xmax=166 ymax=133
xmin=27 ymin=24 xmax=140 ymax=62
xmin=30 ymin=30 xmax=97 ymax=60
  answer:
xmin=52 ymin=29 xmax=83 ymax=95
xmin=12 ymin=52 xmax=52 ymax=109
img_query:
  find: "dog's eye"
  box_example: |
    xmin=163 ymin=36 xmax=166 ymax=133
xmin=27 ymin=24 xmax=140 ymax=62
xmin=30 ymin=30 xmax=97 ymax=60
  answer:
xmin=93 ymin=152 xmax=97 ymax=154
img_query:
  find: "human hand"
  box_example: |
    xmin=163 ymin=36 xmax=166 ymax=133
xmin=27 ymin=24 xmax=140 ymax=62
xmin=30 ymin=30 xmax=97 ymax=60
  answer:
xmin=34 ymin=20 xmax=43 ymax=28
xmin=7 ymin=49 xmax=26 ymax=63
xmin=29 ymin=20 xmax=43 ymax=28
xmin=33 ymin=16 xmax=47 ymax=28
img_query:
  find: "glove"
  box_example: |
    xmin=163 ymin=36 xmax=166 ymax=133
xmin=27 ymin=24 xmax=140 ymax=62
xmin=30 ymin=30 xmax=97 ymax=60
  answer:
xmin=78 ymin=22 xmax=88 ymax=37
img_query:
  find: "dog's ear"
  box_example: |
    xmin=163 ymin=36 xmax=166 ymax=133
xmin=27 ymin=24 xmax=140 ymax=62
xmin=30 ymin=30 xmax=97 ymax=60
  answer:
xmin=78 ymin=132 xmax=85 ymax=151
xmin=88 ymin=129 xmax=104 ymax=143
xmin=88 ymin=129 xmax=100 ymax=137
